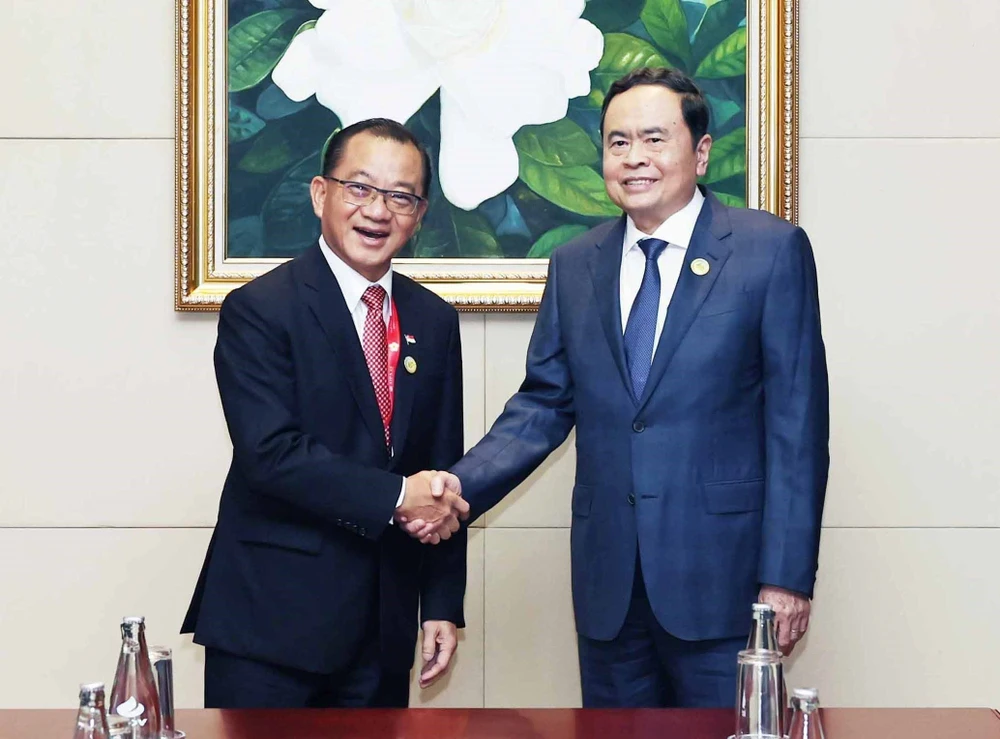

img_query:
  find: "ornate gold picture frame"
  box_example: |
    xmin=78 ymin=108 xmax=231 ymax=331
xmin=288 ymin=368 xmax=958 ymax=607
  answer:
xmin=175 ymin=0 xmax=798 ymax=312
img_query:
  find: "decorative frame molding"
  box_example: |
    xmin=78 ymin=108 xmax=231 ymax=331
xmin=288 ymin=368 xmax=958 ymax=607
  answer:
xmin=175 ymin=0 xmax=799 ymax=312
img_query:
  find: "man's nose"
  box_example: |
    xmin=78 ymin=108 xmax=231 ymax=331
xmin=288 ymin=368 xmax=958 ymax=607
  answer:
xmin=624 ymin=143 xmax=649 ymax=167
xmin=361 ymin=193 xmax=391 ymax=219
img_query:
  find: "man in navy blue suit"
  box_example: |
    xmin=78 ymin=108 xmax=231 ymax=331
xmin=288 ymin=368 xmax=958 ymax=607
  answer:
xmin=182 ymin=119 xmax=471 ymax=708
xmin=408 ymin=67 xmax=829 ymax=708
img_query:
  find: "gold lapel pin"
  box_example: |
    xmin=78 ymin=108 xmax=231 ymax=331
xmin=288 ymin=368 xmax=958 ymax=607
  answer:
xmin=403 ymin=356 xmax=417 ymax=374
xmin=691 ymin=258 xmax=710 ymax=276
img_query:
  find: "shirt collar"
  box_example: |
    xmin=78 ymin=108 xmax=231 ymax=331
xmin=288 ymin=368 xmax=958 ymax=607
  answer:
xmin=622 ymin=187 xmax=706 ymax=255
xmin=318 ymin=235 xmax=393 ymax=313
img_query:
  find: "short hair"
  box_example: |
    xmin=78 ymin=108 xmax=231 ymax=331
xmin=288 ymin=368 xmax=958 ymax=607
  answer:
xmin=320 ymin=118 xmax=433 ymax=197
xmin=599 ymin=67 xmax=710 ymax=148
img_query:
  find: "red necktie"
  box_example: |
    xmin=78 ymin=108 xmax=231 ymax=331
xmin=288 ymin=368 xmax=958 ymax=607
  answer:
xmin=361 ymin=285 xmax=391 ymax=448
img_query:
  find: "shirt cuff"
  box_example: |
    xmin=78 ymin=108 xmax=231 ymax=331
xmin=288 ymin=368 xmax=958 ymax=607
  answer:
xmin=390 ymin=477 xmax=406 ymax=524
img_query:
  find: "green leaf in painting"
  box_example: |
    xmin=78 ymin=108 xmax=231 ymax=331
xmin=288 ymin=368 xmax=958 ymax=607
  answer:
xmin=293 ymin=19 xmax=316 ymax=39
xmin=229 ymin=9 xmax=307 ymax=92
xmin=229 ymin=102 xmax=266 ymax=142
xmin=411 ymin=204 xmax=502 ymax=258
xmin=527 ymin=224 xmax=589 ymax=258
xmin=408 ymin=228 xmax=443 ymax=258
xmin=582 ymin=0 xmax=645 ymax=32
xmin=702 ymin=128 xmax=745 ymax=184
xmin=640 ymin=0 xmax=693 ymax=70
xmin=319 ymin=127 xmax=341 ymax=170
xmin=681 ymin=1 xmax=708 ymax=33
xmin=713 ymin=191 xmax=746 ymax=208
xmin=256 ymin=82 xmax=311 ymax=120
xmin=261 ymin=152 xmax=321 ymax=255
xmin=694 ymin=27 xmax=746 ymax=79
xmin=227 ymin=215 xmax=264 ymax=258
xmin=691 ymin=0 xmax=745 ymax=68
xmin=520 ymin=159 xmax=621 ymax=217
xmin=589 ymin=33 xmax=669 ymax=108
xmin=451 ymin=209 xmax=503 ymax=257
xmin=705 ymin=93 xmax=742 ymax=131
xmin=238 ymin=124 xmax=296 ymax=173
xmin=511 ymin=182 xmax=576 ymax=239
xmin=707 ymin=172 xmax=746 ymax=198
xmin=514 ymin=119 xmax=598 ymax=167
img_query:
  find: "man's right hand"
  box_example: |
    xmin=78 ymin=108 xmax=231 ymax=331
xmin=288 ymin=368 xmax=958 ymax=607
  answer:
xmin=398 ymin=472 xmax=464 ymax=544
xmin=396 ymin=471 xmax=469 ymax=544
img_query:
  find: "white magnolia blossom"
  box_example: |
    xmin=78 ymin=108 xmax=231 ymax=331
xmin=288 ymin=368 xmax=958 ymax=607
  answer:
xmin=272 ymin=0 xmax=604 ymax=209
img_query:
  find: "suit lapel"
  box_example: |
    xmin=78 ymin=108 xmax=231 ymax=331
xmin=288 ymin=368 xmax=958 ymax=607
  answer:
xmin=297 ymin=243 xmax=388 ymax=453
xmin=388 ymin=273 xmax=419 ymax=462
xmin=590 ymin=217 xmax=636 ymax=403
xmin=637 ymin=191 xmax=734 ymax=411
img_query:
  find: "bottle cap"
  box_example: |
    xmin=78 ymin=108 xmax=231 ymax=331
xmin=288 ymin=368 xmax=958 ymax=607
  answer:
xmin=752 ymin=603 xmax=775 ymax=614
xmin=793 ymin=687 xmax=820 ymax=701
xmin=80 ymin=682 xmax=105 ymax=693
xmin=122 ymin=616 xmax=145 ymax=624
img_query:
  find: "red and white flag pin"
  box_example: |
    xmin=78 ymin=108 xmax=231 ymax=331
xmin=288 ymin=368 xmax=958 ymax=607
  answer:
xmin=404 ymin=334 xmax=416 ymax=345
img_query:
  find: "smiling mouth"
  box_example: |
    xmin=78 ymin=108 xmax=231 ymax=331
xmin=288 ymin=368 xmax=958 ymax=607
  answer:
xmin=355 ymin=226 xmax=390 ymax=241
xmin=622 ymin=177 xmax=658 ymax=187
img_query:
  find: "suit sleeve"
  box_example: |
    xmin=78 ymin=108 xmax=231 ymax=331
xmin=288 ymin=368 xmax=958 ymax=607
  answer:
xmin=214 ymin=288 xmax=402 ymax=540
xmin=758 ymin=227 xmax=830 ymax=597
xmin=419 ymin=311 xmax=467 ymax=626
xmin=451 ymin=251 xmax=576 ymax=521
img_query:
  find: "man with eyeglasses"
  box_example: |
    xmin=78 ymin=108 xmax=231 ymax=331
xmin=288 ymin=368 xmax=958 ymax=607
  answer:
xmin=182 ymin=118 xmax=470 ymax=709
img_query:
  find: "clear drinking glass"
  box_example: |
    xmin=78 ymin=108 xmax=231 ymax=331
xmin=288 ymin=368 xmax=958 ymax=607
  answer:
xmin=735 ymin=649 xmax=783 ymax=739
xmin=747 ymin=603 xmax=779 ymax=651
xmin=148 ymin=646 xmax=174 ymax=737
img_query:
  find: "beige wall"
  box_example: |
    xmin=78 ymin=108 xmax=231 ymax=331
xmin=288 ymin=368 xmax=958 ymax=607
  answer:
xmin=2 ymin=0 xmax=998 ymax=711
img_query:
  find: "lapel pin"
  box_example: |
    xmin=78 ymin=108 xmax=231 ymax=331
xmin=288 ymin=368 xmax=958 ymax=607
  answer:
xmin=691 ymin=258 xmax=710 ymax=276
xmin=403 ymin=356 xmax=417 ymax=374
xmin=404 ymin=334 xmax=416 ymax=345
xmin=388 ymin=341 xmax=400 ymax=352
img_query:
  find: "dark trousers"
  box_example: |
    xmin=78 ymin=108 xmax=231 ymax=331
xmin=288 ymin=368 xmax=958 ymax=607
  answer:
xmin=203 ymin=640 xmax=410 ymax=709
xmin=578 ymin=559 xmax=745 ymax=708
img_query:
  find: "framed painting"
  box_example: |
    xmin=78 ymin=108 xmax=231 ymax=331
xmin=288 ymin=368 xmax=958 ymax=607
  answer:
xmin=175 ymin=0 xmax=799 ymax=311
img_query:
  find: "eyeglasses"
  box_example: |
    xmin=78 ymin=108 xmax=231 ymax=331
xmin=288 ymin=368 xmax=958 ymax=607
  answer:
xmin=322 ymin=176 xmax=426 ymax=216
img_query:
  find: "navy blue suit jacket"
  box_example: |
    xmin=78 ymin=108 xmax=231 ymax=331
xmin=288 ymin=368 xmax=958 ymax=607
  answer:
xmin=452 ymin=189 xmax=828 ymax=642
xmin=182 ymin=243 xmax=466 ymax=675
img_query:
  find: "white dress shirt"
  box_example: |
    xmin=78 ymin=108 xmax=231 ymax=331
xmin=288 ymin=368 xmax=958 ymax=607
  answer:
xmin=318 ymin=237 xmax=405 ymax=513
xmin=319 ymin=235 xmax=392 ymax=336
xmin=619 ymin=188 xmax=705 ymax=360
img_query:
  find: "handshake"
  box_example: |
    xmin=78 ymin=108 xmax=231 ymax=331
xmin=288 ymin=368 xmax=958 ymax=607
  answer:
xmin=396 ymin=471 xmax=467 ymax=544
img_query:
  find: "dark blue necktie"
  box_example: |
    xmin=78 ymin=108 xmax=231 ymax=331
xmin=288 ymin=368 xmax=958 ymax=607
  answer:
xmin=624 ymin=238 xmax=668 ymax=399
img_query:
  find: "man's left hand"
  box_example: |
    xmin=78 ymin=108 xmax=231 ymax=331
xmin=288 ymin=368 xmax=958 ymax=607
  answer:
xmin=418 ymin=620 xmax=459 ymax=688
xmin=758 ymin=585 xmax=811 ymax=655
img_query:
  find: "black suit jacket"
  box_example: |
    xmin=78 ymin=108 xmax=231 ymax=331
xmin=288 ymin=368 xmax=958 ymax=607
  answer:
xmin=182 ymin=243 xmax=466 ymax=675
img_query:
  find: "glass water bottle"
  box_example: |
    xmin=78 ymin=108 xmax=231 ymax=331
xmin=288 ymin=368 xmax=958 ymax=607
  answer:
xmin=72 ymin=682 xmax=110 ymax=739
xmin=109 ymin=616 xmax=161 ymax=739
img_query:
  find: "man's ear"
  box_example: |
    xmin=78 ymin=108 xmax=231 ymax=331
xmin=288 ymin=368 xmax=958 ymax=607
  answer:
xmin=695 ymin=134 xmax=713 ymax=178
xmin=309 ymin=176 xmax=327 ymax=218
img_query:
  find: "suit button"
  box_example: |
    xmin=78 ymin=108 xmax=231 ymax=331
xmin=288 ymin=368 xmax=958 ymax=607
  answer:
xmin=359 ymin=527 xmax=367 ymax=536
xmin=627 ymin=493 xmax=636 ymax=506
xmin=632 ymin=421 xmax=645 ymax=433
